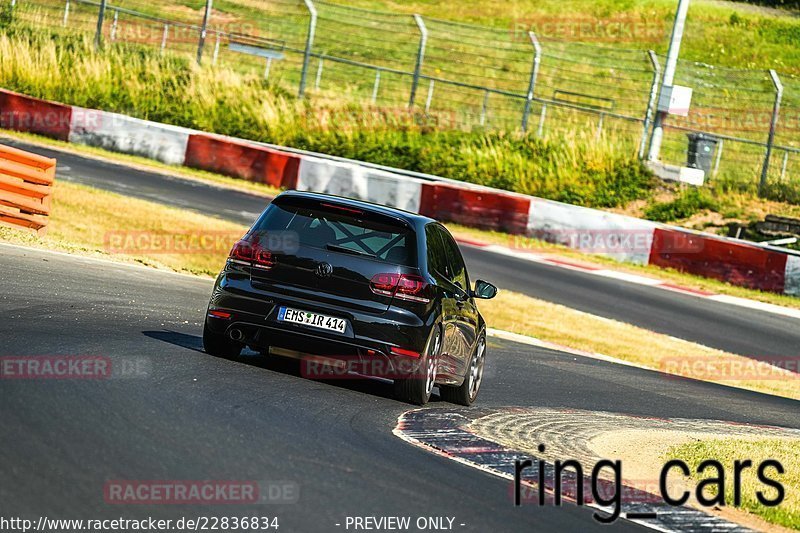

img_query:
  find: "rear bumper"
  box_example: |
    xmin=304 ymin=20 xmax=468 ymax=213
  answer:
xmin=206 ymin=273 xmax=434 ymax=377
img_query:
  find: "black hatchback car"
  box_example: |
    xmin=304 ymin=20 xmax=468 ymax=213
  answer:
xmin=203 ymin=190 xmax=497 ymax=405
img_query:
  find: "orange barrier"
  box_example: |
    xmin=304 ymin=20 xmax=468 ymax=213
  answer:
xmin=0 ymin=144 xmax=56 ymax=235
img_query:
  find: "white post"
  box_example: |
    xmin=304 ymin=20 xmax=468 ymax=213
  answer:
xmin=371 ymin=69 xmax=381 ymax=104
xmin=212 ymin=32 xmax=221 ymax=65
xmin=648 ymin=0 xmax=691 ymax=162
xmin=161 ymin=24 xmax=169 ymax=52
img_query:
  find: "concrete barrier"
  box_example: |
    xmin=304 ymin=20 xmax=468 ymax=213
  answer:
xmin=419 ymin=183 xmax=530 ymax=234
xmin=526 ymin=198 xmax=658 ymax=264
xmin=69 ymin=108 xmax=191 ymax=166
xmin=185 ymin=134 xmax=300 ymax=188
xmin=2 ymin=86 xmax=800 ymax=297
xmin=785 ymin=255 xmax=800 ymax=297
xmin=0 ymin=89 xmax=73 ymax=141
xmin=649 ymin=228 xmax=788 ymax=293
xmin=296 ymin=156 xmax=423 ymax=213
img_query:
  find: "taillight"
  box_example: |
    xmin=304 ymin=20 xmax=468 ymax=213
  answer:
xmin=253 ymin=248 xmax=275 ymax=270
xmin=370 ymin=273 xmax=430 ymax=303
xmin=229 ymin=237 xmax=274 ymax=270
xmin=230 ymin=239 xmax=254 ymax=262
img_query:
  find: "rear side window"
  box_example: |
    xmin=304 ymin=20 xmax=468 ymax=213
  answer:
xmin=427 ymin=224 xmax=468 ymax=290
xmin=252 ymin=198 xmax=417 ymax=266
xmin=425 ymin=225 xmax=449 ymax=282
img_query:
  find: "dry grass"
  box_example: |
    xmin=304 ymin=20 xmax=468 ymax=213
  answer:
xmin=1 ymin=180 xmax=797 ymax=400
xmin=0 ymin=181 xmax=248 ymax=276
xmin=477 ymin=290 xmax=800 ymax=401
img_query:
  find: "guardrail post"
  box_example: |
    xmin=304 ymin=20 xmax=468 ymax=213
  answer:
xmin=110 ymin=9 xmax=118 ymax=41
xmin=94 ymin=0 xmax=107 ymax=50
xmin=521 ymin=31 xmax=541 ymax=132
xmin=639 ymin=51 xmax=661 ymax=159
xmin=298 ymin=0 xmax=317 ymax=98
xmin=759 ymin=69 xmax=783 ymax=197
xmin=196 ymin=0 xmax=213 ymax=65
xmin=408 ymin=14 xmax=427 ymax=108
xmin=62 ymin=0 xmax=69 ymax=27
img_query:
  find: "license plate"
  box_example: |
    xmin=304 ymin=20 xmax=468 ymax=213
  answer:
xmin=277 ymin=307 xmax=347 ymax=334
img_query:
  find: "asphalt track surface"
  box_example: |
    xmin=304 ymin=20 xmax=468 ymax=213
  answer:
xmin=3 ymin=245 xmax=800 ymax=532
xmin=7 ymin=138 xmax=800 ymax=364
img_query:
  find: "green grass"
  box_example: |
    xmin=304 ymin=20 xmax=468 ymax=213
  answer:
xmin=2 ymin=2 xmax=800 ymax=220
xmin=645 ymin=187 xmax=720 ymax=222
xmin=667 ymin=438 xmax=800 ymax=530
xmin=0 ymin=24 xmax=655 ymax=209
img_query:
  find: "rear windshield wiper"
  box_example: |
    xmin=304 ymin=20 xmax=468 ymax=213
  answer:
xmin=326 ymin=244 xmax=375 ymax=258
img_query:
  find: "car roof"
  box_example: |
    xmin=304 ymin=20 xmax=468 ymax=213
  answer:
xmin=276 ymin=190 xmax=438 ymax=229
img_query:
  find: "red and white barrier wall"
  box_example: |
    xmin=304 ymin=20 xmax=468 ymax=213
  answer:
xmin=2 ymin=87 xmax=799 ymax=297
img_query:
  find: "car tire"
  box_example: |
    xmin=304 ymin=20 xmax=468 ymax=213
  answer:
xmin=203 ymin=320 xmax=242 ymax=359
xmin=393 ymin=326 xmax=442 ymax=406
xmin=440 ymin=335 xmax=485 ymax=406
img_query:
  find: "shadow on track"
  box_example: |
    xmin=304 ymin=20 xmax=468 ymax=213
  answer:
xmin=141 ymin=329 xmax=445 ymax=405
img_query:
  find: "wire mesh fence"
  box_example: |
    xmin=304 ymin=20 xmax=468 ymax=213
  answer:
xmin=3 ymin=0 xmax=800 ymax=201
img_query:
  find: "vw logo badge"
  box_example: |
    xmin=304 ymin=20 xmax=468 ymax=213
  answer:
xmin=315 ymin=262 xmax=333 ymax=278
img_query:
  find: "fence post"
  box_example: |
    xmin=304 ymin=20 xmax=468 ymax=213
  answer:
xmin=409 ymin=14 xmax=427 ymax=108
xmin=639 ymin=51 xmax=661 ymax=159
xmin=298 ymin=0 xmax=318 ymax=98
xmin=94 ymin=0 xmax=107 ymax=50
xmin=759 ymin=69 xmax=783 ymax=197
xmin=521 ymin=31 xmax=541 ymax=132
xmin=648 ymin=0 xmax=690 ymax=162
xmin=196 ymin=0 xmax=213 ymax=65
xmin=62 ymin=0 xmax=69 ymax=27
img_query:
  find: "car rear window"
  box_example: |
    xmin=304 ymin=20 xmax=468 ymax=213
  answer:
xmin=252 ymin=197 xmax=417 ymax=266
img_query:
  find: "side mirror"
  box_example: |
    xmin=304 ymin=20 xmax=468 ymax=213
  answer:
xmin=473 ymin=280 xmax=497 ymax=300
